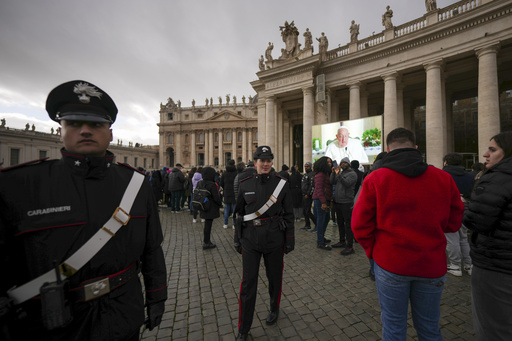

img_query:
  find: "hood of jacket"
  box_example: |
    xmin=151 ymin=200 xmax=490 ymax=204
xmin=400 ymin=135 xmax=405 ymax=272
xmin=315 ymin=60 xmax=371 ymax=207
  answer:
xmin=201 ymin=166 xmax=217 ymax=182
xmin=443 ymin=164 xmax=466 ymax=176
xmin=225 ymin=164 xmax=237 ymax=173
xmin=381 ymin=148 xmax=428 ymax=177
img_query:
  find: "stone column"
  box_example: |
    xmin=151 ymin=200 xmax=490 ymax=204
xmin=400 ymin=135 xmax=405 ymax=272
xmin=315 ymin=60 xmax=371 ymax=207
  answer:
xmin=276 ymin=108 xmax=283 ymax=166
xmin=173 ymin=132 xmax=180 ymax=166
xmin=476 ymin=45 xmax=500 ymax=162
xmin=158 ymin=131 xmax=165 ymax=168
xmin=303 ymin=87 xmax=315 ymax=163
xmin=232 ymin=129 xmax=237 ymax=162
xmin=326 ymin=88 xmax=333 ymax=123
xmin=360 ymin=86 xmax=369 ymax=118
xmin=191 ymin=131 xmax=196 ymax=166
xmin=242 ymin=129 xmax=247 ymax=163
xmin=265 ymin=97 xmax=275 ymax=148
xmin=248 ymin=129 xmax=253 ymax=160
xmin=258 ymin=102 xmax=266 ymax=146
xmin=283 ymin=113 xmax=290 ymax=167
xmin=382 ymin=72 xmax=399 ymax=144
xmin=208 ymin=129 xmax=214 ymax=166
xmin=349 ymin=82 xmax=361 ymax=120
xmin=397 ymin=81 xmax=404 ymax=128
xmin=218 ymin=129 xmax=223 ymax=168
xmin=424 ymin=61 xmax=445 ymax=168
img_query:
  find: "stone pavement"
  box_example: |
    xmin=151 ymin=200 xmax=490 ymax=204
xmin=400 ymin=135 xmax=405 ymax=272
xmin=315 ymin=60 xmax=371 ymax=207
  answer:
xmin=140 ymin=208 xmax=475 ymax=341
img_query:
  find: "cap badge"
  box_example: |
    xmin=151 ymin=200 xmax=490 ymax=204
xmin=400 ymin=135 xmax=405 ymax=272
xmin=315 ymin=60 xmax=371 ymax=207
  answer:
xmin=262 ymin=147 xmax=269 ymax=152
xmin=73 ymin=82 xmax=102 ymax=104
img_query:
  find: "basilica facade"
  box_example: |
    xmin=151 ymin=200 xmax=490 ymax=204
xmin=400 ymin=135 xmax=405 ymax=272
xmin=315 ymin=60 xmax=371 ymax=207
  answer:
xmin=157 ymin=96 xmax=258 ymax=169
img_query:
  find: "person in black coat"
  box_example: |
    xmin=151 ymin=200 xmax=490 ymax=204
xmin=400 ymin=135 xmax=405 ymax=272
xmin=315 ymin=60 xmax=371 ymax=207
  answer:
xmin=151 ymin=169 xmax=163 ymax=206
xmin=0 ymin=80 xmax=167 ymax=340
xmin=463 ymin=131 xmax=512 ymax=341
xmin=289 ymin=165 xmax=303 ymax=221
xmin=220 ymin=160 xmax=237 ymax=229
xmin=200 ymin=166 xmax=223 ymax=250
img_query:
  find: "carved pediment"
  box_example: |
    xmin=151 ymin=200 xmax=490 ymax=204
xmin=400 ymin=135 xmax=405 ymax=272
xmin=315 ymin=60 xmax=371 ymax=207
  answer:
xmin=206 ymin=110 xmax=245 ymax=121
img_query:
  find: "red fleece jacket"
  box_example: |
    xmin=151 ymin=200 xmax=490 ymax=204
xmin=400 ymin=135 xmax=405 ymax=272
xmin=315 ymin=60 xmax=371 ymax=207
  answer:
xmin=352 ymin=166 xmax=465 ymax=278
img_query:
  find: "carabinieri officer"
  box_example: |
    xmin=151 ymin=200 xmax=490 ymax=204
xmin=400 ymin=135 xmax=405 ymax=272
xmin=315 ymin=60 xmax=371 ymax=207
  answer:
xmin=234 ymin=146 xmax=295 ymax=341
xmin=0 ymin=80 xmax=167 ymax=341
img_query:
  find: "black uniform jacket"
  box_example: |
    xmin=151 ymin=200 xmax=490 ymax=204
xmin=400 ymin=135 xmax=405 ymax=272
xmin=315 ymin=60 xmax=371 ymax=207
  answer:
xmin=235 ymin=173 xmax=294 ymax=251
xmin=0 ymin=149 xmax=167 ymax=341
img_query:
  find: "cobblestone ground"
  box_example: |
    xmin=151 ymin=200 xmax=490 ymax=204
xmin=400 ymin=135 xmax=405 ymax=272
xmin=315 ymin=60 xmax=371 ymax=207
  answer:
xmin=140 ymin=208 xmax=475 ymax=341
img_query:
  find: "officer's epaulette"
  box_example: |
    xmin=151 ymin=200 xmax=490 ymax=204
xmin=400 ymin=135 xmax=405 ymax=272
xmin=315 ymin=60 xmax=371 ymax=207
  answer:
xmin=0 ymin=157 xmax=50 ymax=173
xmin=240 ymin=174 xmax=254 ymax=182
xmin=117 ymin=162 xmax=146 ymax=175
xmin=275 ymin=174 xmax=289 ymax=181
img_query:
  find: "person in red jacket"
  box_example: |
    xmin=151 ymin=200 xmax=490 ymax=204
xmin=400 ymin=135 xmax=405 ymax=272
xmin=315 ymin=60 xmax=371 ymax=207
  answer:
xmin=352 ymin=128 xmax=464 ymax=341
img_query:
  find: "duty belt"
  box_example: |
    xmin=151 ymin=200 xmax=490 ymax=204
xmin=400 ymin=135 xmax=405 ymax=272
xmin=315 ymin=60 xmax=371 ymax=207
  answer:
xmin=246 ymin=215 xmax=280 ymax=227
xmin=70 ymin=262 xmax=139 ymax=302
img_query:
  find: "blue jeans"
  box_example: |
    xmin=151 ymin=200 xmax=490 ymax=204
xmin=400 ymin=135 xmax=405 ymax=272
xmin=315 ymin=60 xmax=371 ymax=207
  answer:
xmin=224 ymin=202 xmax=234 ymax=225
xmin=375 ymin=263 xmax=445 ymax=341
xmin=313 ymin=199 xmax=330 ymax=244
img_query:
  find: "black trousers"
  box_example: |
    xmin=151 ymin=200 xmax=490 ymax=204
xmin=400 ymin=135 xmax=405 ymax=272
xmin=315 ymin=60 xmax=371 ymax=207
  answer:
xmin=203 ymin=219 xmax=213 ymax=243
xmin=333 ymin=202 xmax=354 ymax=247
xmin=302 ymin=196 xmax=316 ymax=227
xmin=238 ymin=242 xmax=284 ymax=334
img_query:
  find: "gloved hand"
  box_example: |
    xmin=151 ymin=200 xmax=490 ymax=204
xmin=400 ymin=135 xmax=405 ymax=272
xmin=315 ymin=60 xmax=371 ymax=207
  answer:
xmin=146 ymin=300 xmax=165 ymax=331
xmin=285 ymin=235 xmax=295 ymax=254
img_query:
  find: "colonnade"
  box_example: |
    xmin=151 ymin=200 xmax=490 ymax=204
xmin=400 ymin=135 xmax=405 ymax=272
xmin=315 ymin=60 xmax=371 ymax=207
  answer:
xmin=260 ymin=43 xmax=501 ymax=169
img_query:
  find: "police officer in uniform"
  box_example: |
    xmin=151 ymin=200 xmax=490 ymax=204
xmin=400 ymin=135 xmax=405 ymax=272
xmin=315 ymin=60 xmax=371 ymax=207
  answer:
xmin=0 ymin=80 xmax=167 ymax=340
xmin=234 ymin=146 xmax=295 ymax=341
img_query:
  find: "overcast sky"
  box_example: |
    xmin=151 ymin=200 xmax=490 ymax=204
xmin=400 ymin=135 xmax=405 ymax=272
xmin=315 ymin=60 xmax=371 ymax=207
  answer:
xmin=0 ymin=0 xmax=458 ymax=146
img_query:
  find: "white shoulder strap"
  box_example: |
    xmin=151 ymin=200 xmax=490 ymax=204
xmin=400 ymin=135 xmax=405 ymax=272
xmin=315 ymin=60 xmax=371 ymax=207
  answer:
xmin=8 ymin=171 xmax=145 ymax=305
xmin=243 ymin=179 xmax=287 ymax=222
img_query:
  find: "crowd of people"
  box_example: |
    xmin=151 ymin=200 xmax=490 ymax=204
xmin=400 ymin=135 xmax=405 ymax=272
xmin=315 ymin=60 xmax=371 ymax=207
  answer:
xmin=1 ymin=79 xmax=510 ymax=341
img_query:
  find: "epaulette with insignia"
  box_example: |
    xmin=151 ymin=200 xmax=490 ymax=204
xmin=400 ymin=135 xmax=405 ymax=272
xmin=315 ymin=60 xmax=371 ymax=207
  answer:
xmin=117 ymin=162 xmax=146 ymax=175
xmin=240 ymin=175 xmax=254 ymax=182
xmin=0 ymin=158 xmax=50 ymax=173
xmin=275 ymin=174 xmax=289 ymax=181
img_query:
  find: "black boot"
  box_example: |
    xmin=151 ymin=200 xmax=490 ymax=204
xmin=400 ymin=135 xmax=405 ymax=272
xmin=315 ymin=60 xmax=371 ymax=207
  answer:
xmin=265 ymin=309 xmax=279 ymax=325
xmin=236 ymin=332 xmax=248 ymax=341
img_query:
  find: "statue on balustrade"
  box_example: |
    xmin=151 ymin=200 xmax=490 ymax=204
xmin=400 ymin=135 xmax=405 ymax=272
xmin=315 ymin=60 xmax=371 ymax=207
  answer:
xmin=382 ymin=5 xmax=394 ymax=30
xmin=425 ymin=0 xmax=437 ymax=12
xmin=279 ymin=20 xmax=300 ymax=59
xmin=316 ymin=32 xmax=328 ymax=61
xmin=259 ymin=55 xmax=265 ymax=71
xmin=265 ymin=42 xmax=274 ymax=61
xmin=303 ymin=28 xmax=313 ymax=50
xmin=350 ymin=20 xmax=360 ymax=43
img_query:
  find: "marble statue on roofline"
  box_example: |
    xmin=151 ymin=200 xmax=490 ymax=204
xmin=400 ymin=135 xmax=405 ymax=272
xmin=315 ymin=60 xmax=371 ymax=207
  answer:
xmin=279 ymin=20 xmax=300 ymax=59
xmin=259 ymin=55 xmax=265 ymax=71
xmin=426 ymin=0 xmax=437 ymax=12
xmin=350 ymin=20 xmax=360 ymax=43
xmin=382 ymin=5 xmax=393 ymax=29
xmin=303 ymin=28 xmax=313 ymax=50
xmin=265 ymin=42 xmax=274 ymax=61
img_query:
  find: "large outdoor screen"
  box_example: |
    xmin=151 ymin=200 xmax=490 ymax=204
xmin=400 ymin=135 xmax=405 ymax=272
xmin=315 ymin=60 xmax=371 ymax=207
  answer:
xmin=312 ymin=115 xmax=383 ymax=165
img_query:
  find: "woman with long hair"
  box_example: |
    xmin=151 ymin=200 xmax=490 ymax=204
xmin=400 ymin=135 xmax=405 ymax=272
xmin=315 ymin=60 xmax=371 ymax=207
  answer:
xmin=463 ymin=131 xmax=512 ymax=340
xmin=312 ymin=156 xmax=333 ymax=250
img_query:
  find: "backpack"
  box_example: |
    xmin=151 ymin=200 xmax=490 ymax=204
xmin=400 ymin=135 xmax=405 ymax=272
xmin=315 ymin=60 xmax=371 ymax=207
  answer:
xmin=192 ymin=181 xmax=211 ymax=211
